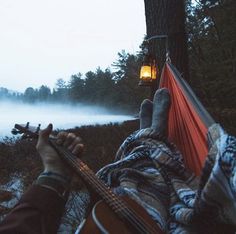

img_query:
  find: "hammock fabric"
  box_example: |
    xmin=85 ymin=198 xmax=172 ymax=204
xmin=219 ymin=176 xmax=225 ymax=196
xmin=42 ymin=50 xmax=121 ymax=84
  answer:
xmin=159 ymin=62 xmax=215 ymax=175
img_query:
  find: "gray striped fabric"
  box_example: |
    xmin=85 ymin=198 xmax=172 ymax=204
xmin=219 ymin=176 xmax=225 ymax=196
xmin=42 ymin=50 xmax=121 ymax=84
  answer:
xmin=97 ymin=124 xmax=236 ymax=233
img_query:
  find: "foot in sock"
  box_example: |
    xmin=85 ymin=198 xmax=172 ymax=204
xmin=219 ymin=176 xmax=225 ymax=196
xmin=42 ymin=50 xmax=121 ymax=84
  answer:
xmin=139 ymin=99 xmax=153 ymax=129
xmin=151 ymin=88 xmax=171 ymax=137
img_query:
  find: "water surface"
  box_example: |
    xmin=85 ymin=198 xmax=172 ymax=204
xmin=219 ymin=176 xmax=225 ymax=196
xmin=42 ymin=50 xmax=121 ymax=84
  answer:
xmin=0 ymin=101 xmax=133 ymax=138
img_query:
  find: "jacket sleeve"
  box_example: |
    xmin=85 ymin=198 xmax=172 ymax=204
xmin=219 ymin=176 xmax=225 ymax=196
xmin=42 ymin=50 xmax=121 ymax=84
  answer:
xmin=0 ymin=184 xmax=66 ymax=234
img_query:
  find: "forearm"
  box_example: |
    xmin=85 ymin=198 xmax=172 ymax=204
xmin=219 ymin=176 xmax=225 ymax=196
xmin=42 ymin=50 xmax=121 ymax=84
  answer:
xmin=0 ymin=125 xmax=84 ymax=233
xmin=0 ymin=185 xmax=66 ymax=234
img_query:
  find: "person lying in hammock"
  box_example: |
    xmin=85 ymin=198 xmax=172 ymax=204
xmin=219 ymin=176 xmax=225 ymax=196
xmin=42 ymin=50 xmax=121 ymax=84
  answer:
xmin=0 ymin=88 xmax=235 ymax=234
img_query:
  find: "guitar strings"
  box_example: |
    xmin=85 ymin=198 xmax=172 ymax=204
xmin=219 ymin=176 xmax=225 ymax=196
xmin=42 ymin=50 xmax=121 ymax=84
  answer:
xmin=61 ymin=146 xmax=160 ymax=234
xmin=52 ymin=142 xmax=128 ymax=210
xmin=54 ymin=142 xmax=161 ymax=234
xmin=23 ymin=128 xmax=160 ymax=233
xmin=63 ymin=151 xmax=152 ymax=234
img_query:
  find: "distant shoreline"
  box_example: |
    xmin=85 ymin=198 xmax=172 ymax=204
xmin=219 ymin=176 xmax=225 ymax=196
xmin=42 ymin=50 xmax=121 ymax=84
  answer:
xmin=0 ymin=118 xmax=138 ymax=140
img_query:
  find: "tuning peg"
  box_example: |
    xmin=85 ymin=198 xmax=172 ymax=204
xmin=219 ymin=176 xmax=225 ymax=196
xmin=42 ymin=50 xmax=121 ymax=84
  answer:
xmin=11 ymin=128 xmax=20 ymax=135
xmin=36 ymin=124 xmax=41 ymax=134
xmin=26 ymin=122 xmax=30 ymax=129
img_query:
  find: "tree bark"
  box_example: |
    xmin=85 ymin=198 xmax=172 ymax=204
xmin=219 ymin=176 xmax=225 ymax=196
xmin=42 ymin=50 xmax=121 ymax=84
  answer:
xmin=144 ymin=0 xmax=190 ymax=85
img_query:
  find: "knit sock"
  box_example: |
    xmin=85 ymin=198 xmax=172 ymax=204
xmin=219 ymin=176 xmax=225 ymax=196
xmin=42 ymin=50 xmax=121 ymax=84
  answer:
xmin=139 ymin=99 xmax=153 ymax=129
xmin=151 ymin=88 xmax=171 ymax=137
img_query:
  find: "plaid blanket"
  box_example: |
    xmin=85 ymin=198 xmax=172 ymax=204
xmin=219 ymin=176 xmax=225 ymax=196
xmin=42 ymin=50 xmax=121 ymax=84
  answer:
xmin=97 ymin=124 xmax=236 ymax=233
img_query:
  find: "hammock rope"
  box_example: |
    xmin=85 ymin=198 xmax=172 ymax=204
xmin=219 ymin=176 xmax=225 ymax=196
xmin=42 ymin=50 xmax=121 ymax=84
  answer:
xmin=159 ymin=62 xmax=215 ymax=175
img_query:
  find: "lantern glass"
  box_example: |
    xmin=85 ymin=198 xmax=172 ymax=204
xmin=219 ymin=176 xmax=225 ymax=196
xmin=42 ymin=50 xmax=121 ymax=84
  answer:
xmin=140 ymin=65 xmax=152 ymax=80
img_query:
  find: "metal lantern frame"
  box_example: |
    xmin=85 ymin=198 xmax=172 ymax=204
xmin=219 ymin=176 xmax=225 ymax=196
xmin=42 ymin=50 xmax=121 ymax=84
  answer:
xmin=139 ymin=35 xmax=170 ymax=87
xmin=139 ymin=54 xmax=157 ymax=86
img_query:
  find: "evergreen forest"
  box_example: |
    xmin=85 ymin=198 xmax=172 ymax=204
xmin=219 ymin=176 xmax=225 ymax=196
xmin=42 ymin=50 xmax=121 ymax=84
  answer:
xmin=0 ymin=0 xmax=235 ymax=230
xmin=0 ymin=0 xmax=234 ymax=118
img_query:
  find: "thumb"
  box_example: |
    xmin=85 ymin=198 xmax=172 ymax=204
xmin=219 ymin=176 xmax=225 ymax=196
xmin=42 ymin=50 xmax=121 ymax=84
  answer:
xmin=38 ymin=123 xmax=53 ymax=144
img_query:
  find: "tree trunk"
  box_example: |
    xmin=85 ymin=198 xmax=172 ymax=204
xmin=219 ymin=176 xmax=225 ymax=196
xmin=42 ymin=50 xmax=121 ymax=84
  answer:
xmin=144 ymin=0 xmax=190 ymax=86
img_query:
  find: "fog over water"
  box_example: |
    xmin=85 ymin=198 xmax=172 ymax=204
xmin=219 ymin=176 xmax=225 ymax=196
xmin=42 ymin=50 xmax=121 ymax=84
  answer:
xmin=0 ymin=100 xmax=134 ymax=138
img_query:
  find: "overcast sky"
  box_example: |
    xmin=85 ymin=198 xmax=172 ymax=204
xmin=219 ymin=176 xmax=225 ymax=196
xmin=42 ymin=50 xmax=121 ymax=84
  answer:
xmin=0 ymin=0 xmax=146 ymax=92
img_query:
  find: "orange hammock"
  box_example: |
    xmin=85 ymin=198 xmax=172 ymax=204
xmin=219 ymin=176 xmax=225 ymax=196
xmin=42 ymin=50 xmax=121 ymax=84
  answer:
xmin=159 ymin=62 xmax=215 ymax=175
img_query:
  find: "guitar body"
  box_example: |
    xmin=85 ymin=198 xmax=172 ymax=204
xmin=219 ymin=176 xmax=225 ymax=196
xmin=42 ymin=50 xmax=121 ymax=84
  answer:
xmin=78 ymin=200 xmax=131 ymax=234
xmin=78 ymin=196 xmax=162 ymax=234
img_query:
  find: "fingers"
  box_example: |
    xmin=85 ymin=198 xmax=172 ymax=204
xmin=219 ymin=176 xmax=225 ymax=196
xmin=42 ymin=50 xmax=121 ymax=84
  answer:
xmin=38 ymin=124 xmax=53 ymax=143
xmin=72 ymin=143 xmax=84 ymax=155
xmin=36 ymin=124 xmax=53 ymax=151
xmin=56 ymin=131 xmax=69 ymax=145
xmin=56 ymin=131 xmax=84 ymax=156
xmin=38 ymin=124 xmax=84 ymax=156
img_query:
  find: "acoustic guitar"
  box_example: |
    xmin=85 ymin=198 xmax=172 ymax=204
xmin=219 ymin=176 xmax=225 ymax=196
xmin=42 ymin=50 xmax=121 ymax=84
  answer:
xmin=12 ymin=123 xmax=164 ymax=234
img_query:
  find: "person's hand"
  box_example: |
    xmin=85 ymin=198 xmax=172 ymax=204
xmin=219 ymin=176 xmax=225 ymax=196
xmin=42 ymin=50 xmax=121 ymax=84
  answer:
xmin=36 ymin=124 xmax=84 ymax=179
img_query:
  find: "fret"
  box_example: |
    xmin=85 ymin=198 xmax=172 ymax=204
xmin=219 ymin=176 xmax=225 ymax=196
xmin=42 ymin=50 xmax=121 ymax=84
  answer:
xmin=13 ymin=123 xmax=163 ymax=234
xmin=52 ymin=140 xmax=126 ymax=209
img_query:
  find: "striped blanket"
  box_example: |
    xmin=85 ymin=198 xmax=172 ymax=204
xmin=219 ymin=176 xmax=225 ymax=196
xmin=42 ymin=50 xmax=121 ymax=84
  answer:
xmin=97 ymin=124 xmax=236 ymax=233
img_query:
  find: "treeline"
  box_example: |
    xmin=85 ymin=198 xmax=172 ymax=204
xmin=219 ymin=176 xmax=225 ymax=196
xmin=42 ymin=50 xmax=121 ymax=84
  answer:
xmin=186 ymin=0 xmax=236 ymax=109
xmin=0 ymin=51 xmax=149 ymax=113
xmin=1 ymin=0 xmax=235 ymax=114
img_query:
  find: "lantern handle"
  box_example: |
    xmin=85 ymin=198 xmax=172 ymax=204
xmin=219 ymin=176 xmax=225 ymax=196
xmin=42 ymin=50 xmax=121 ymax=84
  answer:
xmin=144 ymin=34 xmax=170 ymax=63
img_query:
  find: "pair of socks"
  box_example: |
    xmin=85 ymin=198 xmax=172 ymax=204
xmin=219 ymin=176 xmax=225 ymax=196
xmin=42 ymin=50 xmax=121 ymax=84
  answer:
xmin=139 ymin=88 xmax=171 ymax=137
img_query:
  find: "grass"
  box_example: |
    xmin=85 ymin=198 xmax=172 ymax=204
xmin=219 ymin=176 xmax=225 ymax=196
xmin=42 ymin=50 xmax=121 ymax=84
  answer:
xmin=0 ymin=112 xmax=235 ymax=230
xmin=0 ymin=119 xmax=138 ymax=189
xmin=0 ymin=107 xmax=235 ymax=188
xmin=0 ymin=119 xmax=138 ymax=229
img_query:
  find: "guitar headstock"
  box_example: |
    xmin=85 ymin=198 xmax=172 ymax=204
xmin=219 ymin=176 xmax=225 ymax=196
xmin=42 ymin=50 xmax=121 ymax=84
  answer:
xmin=12 ymin=122 xmax=41 ymax=139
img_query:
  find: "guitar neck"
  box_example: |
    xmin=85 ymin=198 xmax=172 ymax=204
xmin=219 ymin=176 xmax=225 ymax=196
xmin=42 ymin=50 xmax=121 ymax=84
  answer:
xmin=50 ymin=139 xmax=163 ymax=234
xmin=12 ymin=123 xmax=162 ymax=234
xmin=49 ymin=139 xmax=122 ymax=206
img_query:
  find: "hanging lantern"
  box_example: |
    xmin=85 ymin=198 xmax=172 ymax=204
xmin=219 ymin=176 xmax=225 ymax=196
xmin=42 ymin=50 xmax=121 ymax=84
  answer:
xmin=139 ymin=55 xmax=157 ymax=86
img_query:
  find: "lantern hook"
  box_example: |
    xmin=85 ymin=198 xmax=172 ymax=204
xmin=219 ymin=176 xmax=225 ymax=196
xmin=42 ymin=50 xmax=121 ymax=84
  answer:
xmin=144 ymin=34 xmax=170 ymax=62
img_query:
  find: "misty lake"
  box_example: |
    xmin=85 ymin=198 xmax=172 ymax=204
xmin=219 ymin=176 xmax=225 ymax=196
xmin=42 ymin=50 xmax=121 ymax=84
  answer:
xmin=0 ymin=100 xmax=134 ymax=138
